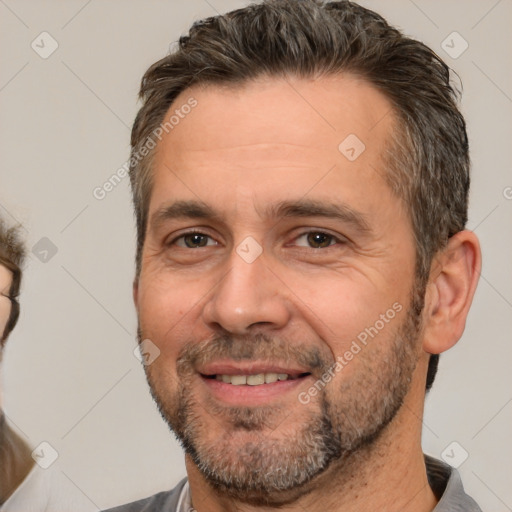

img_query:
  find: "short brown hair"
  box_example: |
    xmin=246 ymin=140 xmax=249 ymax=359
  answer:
xmin=0 ymin=220 xmax=25 ymax=345
xmin=129 ymin=0 xmax=470 ymax=389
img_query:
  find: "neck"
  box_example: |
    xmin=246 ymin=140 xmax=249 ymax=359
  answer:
xmin=186 ymin=375 xmax=437 ymax=512
xmin=0 ymin=412 xmax=34 ymax=505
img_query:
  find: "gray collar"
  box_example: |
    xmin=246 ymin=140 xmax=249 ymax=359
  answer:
xmin=426 ymin=455 xmax=482 ymax=511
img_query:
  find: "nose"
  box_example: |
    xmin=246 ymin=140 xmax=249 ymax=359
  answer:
xmin=201 ymin=248 xmax=292 ymax=335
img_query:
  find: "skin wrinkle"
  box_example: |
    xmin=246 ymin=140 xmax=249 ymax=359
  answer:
xmin=144 ymin=296 xmax=422 ymax=506
xmin=133 ymin=76 xmax=456 ymax=511
xmin=127 ymin=1 xmax=484 ymax=508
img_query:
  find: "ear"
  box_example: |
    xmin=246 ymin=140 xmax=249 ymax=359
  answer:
xmin=422 ymin=230 xmax=481 ymax=355
xmin=133 ymin=278 xmax=139 ymax=310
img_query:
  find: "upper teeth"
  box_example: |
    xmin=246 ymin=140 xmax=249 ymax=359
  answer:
xmin=215 ymin=373 xmax=290 ymax=385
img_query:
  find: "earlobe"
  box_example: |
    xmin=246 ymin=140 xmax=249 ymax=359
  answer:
xmin=422 ymin=230 xmax=481 ymax=355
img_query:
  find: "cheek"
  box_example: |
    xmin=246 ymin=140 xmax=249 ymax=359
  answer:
xmin=138 ymin=276 xmax=206 ymax=400
xmin=286 ymin=271 xmax=408 ymax=359
xmin=136 ymin=273 xmax=207 ymax=358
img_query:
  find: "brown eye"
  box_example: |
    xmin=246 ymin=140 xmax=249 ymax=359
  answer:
xmin=182 ymin=233 xmax=209 ymax=248
xmin=305 ymin=232 xmax=335 ymax=248
xmin=172 ymin=232 xmax=217 ymax=248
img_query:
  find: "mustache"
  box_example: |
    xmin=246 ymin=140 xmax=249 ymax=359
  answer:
xmin=174 ymin=332 xmax=334 ymax=377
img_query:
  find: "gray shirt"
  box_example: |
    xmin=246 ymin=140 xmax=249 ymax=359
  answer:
xmin=103 ymin=456 xmax=482 ymax=512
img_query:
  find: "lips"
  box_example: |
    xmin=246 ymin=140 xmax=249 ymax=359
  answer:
xmin=198 ymin=361 xmax=309 ymax=385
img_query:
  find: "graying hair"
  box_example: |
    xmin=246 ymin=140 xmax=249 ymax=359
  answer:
xmin=129 ymin=0 xmax=470 ymax=388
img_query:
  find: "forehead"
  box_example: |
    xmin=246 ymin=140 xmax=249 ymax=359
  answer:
xmin=163 ymin=73 xmax=393 ymax=154
xmin=150 ymin=74 xmax=397 ymax=214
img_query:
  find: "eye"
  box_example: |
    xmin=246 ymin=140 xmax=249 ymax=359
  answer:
xmin=294 ymin=231 xmax=339 ymax=249
xmin=173 ymin=232 xmax=218 ymax=248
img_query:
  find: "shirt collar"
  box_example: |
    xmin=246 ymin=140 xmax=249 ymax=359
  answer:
xmin=178 ymin=456 xmax=482 ymax=511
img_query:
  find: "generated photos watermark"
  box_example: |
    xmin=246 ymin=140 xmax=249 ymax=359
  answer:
xmin=93 ymin=97 xmax=198 ymax=201
xmin=298 ymin=301 xmax=403 ymax=404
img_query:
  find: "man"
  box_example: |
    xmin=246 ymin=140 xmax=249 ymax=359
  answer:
xmin=106 ymin=1 xmax=482 ymax=510
xmin=0 ymin=221 xmax=34 ymax=507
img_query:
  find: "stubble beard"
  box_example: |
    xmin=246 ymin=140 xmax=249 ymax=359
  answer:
xmin=142 ymin=290 xmax=423 ymax=505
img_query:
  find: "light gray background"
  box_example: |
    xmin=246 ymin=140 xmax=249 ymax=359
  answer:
xmin=0 ymin=0 xmax=511 ymax=510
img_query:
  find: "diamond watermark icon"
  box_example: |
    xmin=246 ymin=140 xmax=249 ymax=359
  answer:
xmin=134 ymin=339 xmax=161 ymax=366
xmin=32 ymin=441 xmax=59 ymax=469
xmin=32 ymin=237 xmax=58 ymax=263
xmin=236 ymin=236 xmax=263 ymax=264
xmin=441 ymin=441 xmax=469 ymax=468
xmin=441 ymin=32 xmax=468 ymax=59
xmin=31 ymin=31 xmax=59 ymax=59
xmin=338 ymin=134 xmax=366 ymax=162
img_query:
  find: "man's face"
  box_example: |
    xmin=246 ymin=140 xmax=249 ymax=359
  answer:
xmin=0 ymin=265 xmax=13 ymax=340
xmin=135 ymin=75 xmax=423 ymax=501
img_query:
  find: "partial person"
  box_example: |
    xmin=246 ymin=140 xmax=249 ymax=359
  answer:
xmin=0 ymin=220 xmax=33 ymax=508
xmin=106 ymin=1 xmax=482 ymax=510
xmin=0 ymin=219 xmax=98 ymax=511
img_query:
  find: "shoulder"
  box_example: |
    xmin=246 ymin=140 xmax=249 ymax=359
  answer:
xmin=102 ymin=478 xmax=188 ymax=512
xmin=2 ymin=464 xmax=99 ymax=512
xmin=425 ymin=455 xmax=482 ymax=512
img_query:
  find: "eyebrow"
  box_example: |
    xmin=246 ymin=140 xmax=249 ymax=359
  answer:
xmin=264 ymin=199 xmax=372 ymax=234
xmin=150 ymin=198 xmax=372 ymax=234
xmin=150 ymin=200 xmax=219 ymax=231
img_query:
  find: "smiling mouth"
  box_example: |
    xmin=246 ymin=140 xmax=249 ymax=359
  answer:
xmin=202 ymin=372 xmax=311 ymax=386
